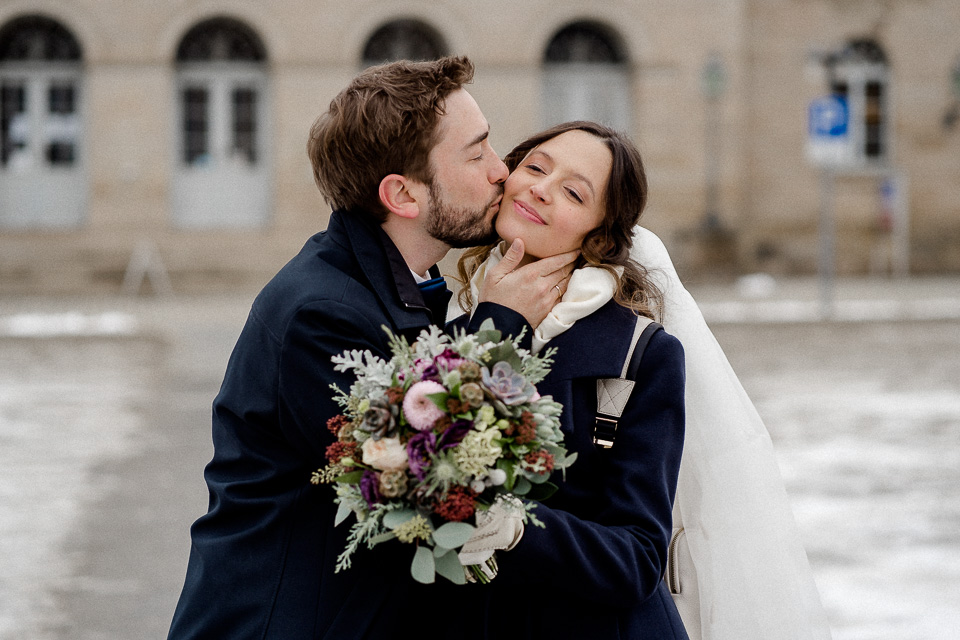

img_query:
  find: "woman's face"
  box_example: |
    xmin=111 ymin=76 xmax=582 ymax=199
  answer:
xmin=496 ymin=129 xmax=612 ymax=263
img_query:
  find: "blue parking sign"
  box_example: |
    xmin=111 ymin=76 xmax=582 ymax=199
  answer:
xmin=807 ymin=95 xmax=853 ymax=167
xmin=809 ymin=95 xmax=848 ymax=137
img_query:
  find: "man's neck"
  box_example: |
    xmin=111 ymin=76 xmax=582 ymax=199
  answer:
xmin=380 ymin=218 xmax=449 ymax=278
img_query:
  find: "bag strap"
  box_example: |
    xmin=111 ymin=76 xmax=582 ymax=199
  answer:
xmin=593 ymin=317 xmax=663 ymax=448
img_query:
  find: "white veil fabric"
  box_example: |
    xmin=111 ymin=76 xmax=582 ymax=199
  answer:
xmin=632 ymin=226 xmax=832 ymax=639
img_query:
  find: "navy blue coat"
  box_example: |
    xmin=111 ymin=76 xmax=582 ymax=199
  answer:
xmin=484 ymin=300 xmax=689 ymax=639
xmin=168 ymin=210 xmax=532 ymax=639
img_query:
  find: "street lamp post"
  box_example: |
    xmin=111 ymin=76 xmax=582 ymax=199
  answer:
xmin=700 ymin=53 xmax=727 ymax=231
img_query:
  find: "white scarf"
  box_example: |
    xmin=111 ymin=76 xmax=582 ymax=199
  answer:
xmin=468 ymin=243 xmax=621 ymax=353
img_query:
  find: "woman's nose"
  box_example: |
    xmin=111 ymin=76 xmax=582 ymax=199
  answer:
xmin=530 ymin=181 xmax=550 ymax=203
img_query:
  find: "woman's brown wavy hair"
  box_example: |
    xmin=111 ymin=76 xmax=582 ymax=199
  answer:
xmin=456 ymin=121 xmax=662 ymax=319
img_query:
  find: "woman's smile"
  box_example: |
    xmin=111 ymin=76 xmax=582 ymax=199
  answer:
xmin=513 ymin=199 xmax=546 ymax=225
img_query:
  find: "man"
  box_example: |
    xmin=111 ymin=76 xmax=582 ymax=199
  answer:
xmin=168 ymin=56 xmax=576 ymax=639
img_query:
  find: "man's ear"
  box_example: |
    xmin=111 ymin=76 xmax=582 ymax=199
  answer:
xmin=378 ymin=174 xmax=422 ymax=219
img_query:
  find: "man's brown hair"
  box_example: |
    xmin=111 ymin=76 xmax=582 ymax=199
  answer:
xmin=307 ymin=56 xmax=475 ymax=220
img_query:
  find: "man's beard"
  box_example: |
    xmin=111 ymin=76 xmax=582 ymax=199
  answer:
xmin=424 ymin=181 xmax=501 ymax=248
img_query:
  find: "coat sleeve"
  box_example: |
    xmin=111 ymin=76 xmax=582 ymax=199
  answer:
xmin=448 ymin=301 xmax=534 ymax=351
xmin=277 ymin=299 xmax=393 ymax=460
xmin=496 ymin=330 xmax=686 ymax=608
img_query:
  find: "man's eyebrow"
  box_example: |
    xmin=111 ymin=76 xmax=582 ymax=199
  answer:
xmin=529 ymin=149 xmax=597 ymax=200
xmin=462 ymin=127 xmax=490 ymax=152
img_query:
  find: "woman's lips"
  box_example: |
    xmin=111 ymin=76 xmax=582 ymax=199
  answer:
xmin=513 ymin=200 xmax=545 ymax=225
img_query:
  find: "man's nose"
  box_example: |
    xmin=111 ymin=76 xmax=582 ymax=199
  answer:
xmin=490 ymin=156 xmax=508 ymax=184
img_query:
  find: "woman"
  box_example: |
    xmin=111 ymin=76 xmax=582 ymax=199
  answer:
xmin=456 ymin=121 xmax=833 ymax=639
xmin=456 ymin=121 xmax=689 ymax=639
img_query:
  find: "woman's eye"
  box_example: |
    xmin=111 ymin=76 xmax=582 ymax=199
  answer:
xmin=566 ymin=188 xmax=584 ymax=204
xmin=525 ymin=163 xmax=545 ymax=174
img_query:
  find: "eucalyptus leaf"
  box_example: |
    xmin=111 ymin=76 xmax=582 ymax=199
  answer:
xmin=484 ymin=343 xmax=523 ymax=371
xmin=410 ymin=545 xmax=436 ymax=584
xmin=432 ymin=521 xmax=475 ymax=549
xmin=524 ymin=481 xmax=558 ymax=502
xmin=526 ymin=470 xmax=550 ymax=484
xmin=514 ymin=476 xmax=532 ymax=496
xmin=334 ymin=501 xmax=353 ymax=527
xmin=434 ymin=549 xmax=467 ymax=585
xmin=382 ymin=508 xmax=416 ymax=530
xmin=475 ymin=319 xmax=502 ymax=344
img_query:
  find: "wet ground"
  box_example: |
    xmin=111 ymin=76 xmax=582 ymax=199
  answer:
xmin=1 ymin=277 xmax=958 ymax=639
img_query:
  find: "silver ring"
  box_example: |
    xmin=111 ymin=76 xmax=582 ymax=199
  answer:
xmin=553 ymin=284 xmax=563 ymax=299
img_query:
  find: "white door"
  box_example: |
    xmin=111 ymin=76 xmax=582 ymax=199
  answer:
xmin=172 ymin=66 xmax=269 ymax=228
xmin=542 ymin=63 xmax=631 ymax=131
xmin=0 ymin=67 xmax=86 ymax=228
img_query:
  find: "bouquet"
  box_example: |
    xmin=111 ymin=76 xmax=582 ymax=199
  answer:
xmin=311 ymin=319 xmax=575 ymax=585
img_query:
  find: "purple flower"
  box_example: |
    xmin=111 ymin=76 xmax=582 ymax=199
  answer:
xmin=482 ymin=361 xmax=537 ymax=405
xmin=434 ymin=348 xmax=467 ymax=372
xmin=406 ymin=431 xmax=437 ymax=480
xmin=413 ymin=358 xmax=441 ymax=383
xmin=439 ymin=419 xmax=473 ymax=449
xmin=360 ymin=470 xmax=383 ymax=507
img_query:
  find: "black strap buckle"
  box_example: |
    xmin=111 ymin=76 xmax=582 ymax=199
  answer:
xmin=593 ymin=416 xmax=618 ymax=448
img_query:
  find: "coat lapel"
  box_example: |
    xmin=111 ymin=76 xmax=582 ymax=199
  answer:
xmin=330 ymin=211 xmax=434 ymax=331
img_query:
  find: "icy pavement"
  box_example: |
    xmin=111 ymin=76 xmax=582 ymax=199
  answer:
xmin=712 ymin=319 xmax=960 ymax=640
xmin=0 ymin=278 xmax=958 ymax=639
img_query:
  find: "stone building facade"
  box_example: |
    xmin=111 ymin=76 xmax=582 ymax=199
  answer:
xmin=1 ymin=0 xmax=958 ymax=294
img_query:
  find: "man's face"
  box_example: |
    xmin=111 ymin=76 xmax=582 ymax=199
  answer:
xmin=421 ymin=89 xmax=508 ymax=248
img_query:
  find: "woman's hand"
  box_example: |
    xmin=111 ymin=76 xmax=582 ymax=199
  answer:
xmin=478 ymin=238 xmax=578 ymax=327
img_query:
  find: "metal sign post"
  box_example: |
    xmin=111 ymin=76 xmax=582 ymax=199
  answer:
xmin=807 ymin=95 xmax=853 ymax=319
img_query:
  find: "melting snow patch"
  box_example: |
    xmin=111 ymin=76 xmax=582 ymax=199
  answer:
xmin=0 ymin=312 xmax=137 ymax=338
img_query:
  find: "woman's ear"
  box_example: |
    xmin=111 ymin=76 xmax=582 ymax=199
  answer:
xmin=378 ymin=174 xmax=422 ymax=219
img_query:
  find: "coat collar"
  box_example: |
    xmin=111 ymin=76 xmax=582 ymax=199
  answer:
xmin=540 ymin=300 xmax=638 ymax=382
xmin=327 ymin=210 xmax=443 ymax=330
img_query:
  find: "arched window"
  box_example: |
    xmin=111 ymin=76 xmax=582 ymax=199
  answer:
xmin=0 ymin=15 xmax=86 ymax=228
xmin=362 ymin=19 xmax=446 ymax=67
xmin=542 ymin=21 xmax=630 ymax=130
xmin=825 ymin=39 xmax=891 ymax=164
xmin=172 ymin=17 xmax=269 ymax=228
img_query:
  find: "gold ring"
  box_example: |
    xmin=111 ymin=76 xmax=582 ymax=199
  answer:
xmin=554 ymin=284 xmax=563 ymax=299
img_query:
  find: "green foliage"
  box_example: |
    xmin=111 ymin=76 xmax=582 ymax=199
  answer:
xmin=333 ymin=470 xmax=364 ymax=484
xmin=524 ymin=481 xmax=558 ymax=501
xmin=410 ymin=546 xmax=436 ymax=584
xmin=432 ymin=521 xmax=475 ymax=549
xmin=434 ymin=549 xmax=467 ymax=585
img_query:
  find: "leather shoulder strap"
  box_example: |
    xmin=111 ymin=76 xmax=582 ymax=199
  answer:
xmin=593 ymin=317 xmax=663 ymax=448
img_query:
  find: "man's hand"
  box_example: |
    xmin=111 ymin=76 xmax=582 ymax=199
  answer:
xmin=479 ymin=239 xmax=578 ymax=327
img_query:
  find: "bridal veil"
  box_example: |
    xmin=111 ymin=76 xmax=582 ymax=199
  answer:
xmin=632 ymin=226 xmax=832 ymax=639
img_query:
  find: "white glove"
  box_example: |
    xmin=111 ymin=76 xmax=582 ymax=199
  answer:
xmin=458 ymin=496 xmax=525 ymax=580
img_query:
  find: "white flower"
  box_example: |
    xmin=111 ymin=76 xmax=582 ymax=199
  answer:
xmin=361 ymin=436 xmax=409 ymax=471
